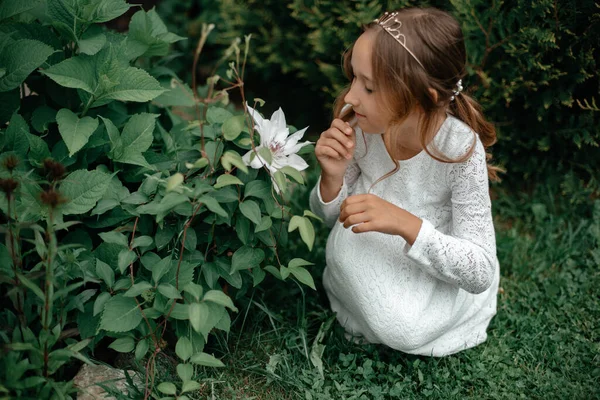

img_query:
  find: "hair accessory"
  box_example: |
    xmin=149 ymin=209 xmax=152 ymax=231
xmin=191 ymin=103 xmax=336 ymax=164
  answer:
xmin=449 ymin=79 xmax=463 ymax=101
xmin=374 ymin=11 xmax=425 ymax=70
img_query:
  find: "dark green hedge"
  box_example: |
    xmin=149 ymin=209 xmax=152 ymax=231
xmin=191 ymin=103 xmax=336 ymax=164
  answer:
xmin=161 ymin=0 xmax=599 ymax=185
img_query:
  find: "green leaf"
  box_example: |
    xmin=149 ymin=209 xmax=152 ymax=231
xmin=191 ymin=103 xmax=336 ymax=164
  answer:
xmin=108 ymin=337 xmax=135 ymax=353
xmin=182 ymin=380 xmax=202 ymax=393
xmin=157 ymin=382 xmax=177 ymax=395
xmin=0 ymin=39 xmax=54 ymax=92
xmin=288 ymin=216 xmax=315 ymax=251
xmin=61 ymin=170 xmax=113 ymax=215
xmin=198 ymin=195 xmax=228 ymax=218
xmin=95 ymin=259 xmax=115 ymax=288
xmin=175 ymin=337 xmax=193 ymax=362
xmin=151 ymin=256 xmax=171 ymax=284
xmin=135 ymin=339 xmax=149 ymax=360
xmin=257 ymin=147 xmax=273 ymax=165
xmin=244 ymin=180 xmax=271 ymax=200
xmin=239 ymin=200 xmax=261 ymax=225
xmin=127 ymin=9 xmax=185 ymax=58
xmin=81 ymin=0 xmax=130 ymax=23
xmin=222 ymin=115 xmax=246 ymax=141
xmin=121 ymin=113 xmax=158 ymax=152
xmin=157 ymin=283 xmax=182 ymax=299
xmin=0 ymin=89 xmax=19 ymax=125
xmin=93 ymin=292 xmax=111 ymax=316
xmin=177 ymin=363 xmax=194 ymax=382
xmin=117 ymin=249 xmax=136 ymax=274
xmin=56 ymin=109 xmax=99 ymax=157
xmin=288 ymin=266 xmax=316 ymax=290
xmin=98 ymin=231 xmax=128 ymax=247
xmin=166 ymin=173 xmax=184 ymax=192
xmin=203 ymin=290 xmax=238 ymax=312
xmin=303 ymin=210 xmax=323 ymax=223
xmin=206 ymin=107 xmax=233 ymax=125
xmin=190 ymin=352 xmax=225 ymax=368
xmin=0 ymin=0 xmax=43 ymax=21
xmin=78 ymin=27 xmax=106 ymax=56
xmin=123 ymin=282 xmax=153 ymax=297
xmin=288 ymin=258 xmax=314 ymax=269
xmin=16 ymin=273 xmax=45 ymax=301
xmin=31 ymin=106 xmax=58 ymax=133
xmin=4 ymin=113 xmax=30 ymax=157
xmin=100 ymin=295 xmax=143 ymax=333
xmin=188 ymin=302 xmax=209 ymax=334
xmin=280 ymin=165 xmax=305 ymax=184
xmin=273 ymin=170 xmax=287 ymax=193
xmin=220 ymin=150 xmax=248 ymax=173
xmin=254 ymin=215 xmax=272 ymax=233
xmin=214 ymin=174 xmax=244 ymax=189
xmin=132 ymin=235 xmax=152 ymax=249
xmin=231 ymin=246 xmax=264 ymax=272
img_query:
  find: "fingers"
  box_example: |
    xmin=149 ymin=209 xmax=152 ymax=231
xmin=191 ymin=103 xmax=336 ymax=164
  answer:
xmin=318 ymin=137 xmax=352 ymax=160
xmin=316 ymin=119 xmax=356 ymax=162
xmin=342 ymin=212 xmax=368 ymax=228
xmin=339 ymin=202 xmax=367 ymax=222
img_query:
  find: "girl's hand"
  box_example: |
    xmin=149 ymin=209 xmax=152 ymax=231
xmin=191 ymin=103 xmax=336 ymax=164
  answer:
xmin=315 ymin=118 xmax=356 ymax=179
xmin=339 ymin=194 xmax=422 ymax=245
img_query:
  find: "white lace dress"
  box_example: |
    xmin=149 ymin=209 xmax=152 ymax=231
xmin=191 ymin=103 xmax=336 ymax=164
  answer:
xmin=309 ymin=115 xmax=500 ymax=356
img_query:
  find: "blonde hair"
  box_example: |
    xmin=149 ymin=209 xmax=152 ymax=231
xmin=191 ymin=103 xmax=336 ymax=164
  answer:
xmin=333 ymin=7 xmax=502 ymax=182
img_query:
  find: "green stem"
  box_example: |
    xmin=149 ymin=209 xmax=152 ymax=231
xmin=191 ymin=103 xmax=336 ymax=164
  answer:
xmin=80 ymin=94 xmax=95 ymax=117
xmin=42 ymin=209 xmax=56 ymax=378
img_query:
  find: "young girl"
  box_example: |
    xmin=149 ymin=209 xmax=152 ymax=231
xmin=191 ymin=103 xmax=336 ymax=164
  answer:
xmin=310 ymin=7 xmax=502 ymax=356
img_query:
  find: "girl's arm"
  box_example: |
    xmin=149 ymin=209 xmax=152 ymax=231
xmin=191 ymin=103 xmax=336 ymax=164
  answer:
xmin=310 ymin=160 xmax=361 ymax=228
xmin=404 ymin=140 xmax=497 ymax=294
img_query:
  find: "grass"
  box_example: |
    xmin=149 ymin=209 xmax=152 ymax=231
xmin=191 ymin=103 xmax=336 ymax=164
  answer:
xmin=187 ymin=171 xmax=600 ymax=400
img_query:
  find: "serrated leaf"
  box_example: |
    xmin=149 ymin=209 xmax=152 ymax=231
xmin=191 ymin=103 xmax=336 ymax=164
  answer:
xmin=203 ymin=290 xmax=238 ymax=312
xmin=214 ymin=174 xmax=243 ymax=189
xmin=0 ymin=0 xmax=43 ymax=21
xmin=100 ymin=295 xmax=142 ymax=333
xmin=127 ymin=8 xmax=185 ymax=58
xmin=4 ymin=113 xmax=30 ymax=157
xmin=151 ymin=256 xmax=172 ymax=284
xmin=108 ymin=337 xmax=134 ymax=353
xmin=82 ymin=0 xmax=130 ymax=23
xmin=61 ymin=170 xmax=113 ymax=215
xmin=55 ymin=109 xmax=99 ymax=157
xmin=78 ymin=28 xmax=106 ymax=55
xmin=176 ymin=338 xmax=193 ymax=362
xmin=231 ymin=246 xmax=264 ymax=272
xmin=0 ymin=39 xmax=54 ymax=92
xmin=239 ymin=200 xmax=261 ymax=225
xmin=190 ymin=352 xmax=224 ymax=368
xmin=222 ymin=115 xmax=246 ymax=141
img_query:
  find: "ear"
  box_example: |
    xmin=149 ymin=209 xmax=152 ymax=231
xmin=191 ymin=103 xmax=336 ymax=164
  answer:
xmin=428 ymin=88 xmax=439 ymax=103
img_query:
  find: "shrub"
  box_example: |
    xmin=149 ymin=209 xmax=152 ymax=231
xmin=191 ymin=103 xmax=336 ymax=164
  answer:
xmin=0 ymin=2 xmax=317 ymax=398
xmin=165 ymin=0 xmax=600 ymax=185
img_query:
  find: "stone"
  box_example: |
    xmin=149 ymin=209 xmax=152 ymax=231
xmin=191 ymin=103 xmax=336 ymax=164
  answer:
xmin=73 ymin=364 xmax=142 ymax=400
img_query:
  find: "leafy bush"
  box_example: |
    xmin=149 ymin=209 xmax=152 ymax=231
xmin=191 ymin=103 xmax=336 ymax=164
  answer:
xmin=0 ymin=1 xmax=317 ymax=398
xmin=165 ymin=0 xmax=599 ymax=184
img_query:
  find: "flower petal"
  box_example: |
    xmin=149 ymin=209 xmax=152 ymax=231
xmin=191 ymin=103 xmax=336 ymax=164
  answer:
xmin=246 ymin=103 xmax=273 ymax=145
xmin=283 ymin=127 xmax=311 ymax=155
xmin=243 ymin=147 xmax=268 ymax=169
xmin=284 ymin=153 xmax=309 ymax=171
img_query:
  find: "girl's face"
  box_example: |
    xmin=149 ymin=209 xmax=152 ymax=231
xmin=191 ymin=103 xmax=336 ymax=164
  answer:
xmin=344 ymin=30 xmax=391 ymax=134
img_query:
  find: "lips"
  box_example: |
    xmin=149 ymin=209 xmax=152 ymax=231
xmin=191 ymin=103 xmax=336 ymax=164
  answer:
xmin=354 ymin=111 xmax=366 ymax=118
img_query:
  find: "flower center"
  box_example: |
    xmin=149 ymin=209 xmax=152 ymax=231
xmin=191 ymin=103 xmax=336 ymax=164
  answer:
xmin=269 ymin=142 xmax=284 ymax=154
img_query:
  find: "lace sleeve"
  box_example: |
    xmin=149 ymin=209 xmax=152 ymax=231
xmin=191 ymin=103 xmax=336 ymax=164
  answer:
xmin=404 ymin=140 xmax=498 ymax=294
xmin=309 ymin=160 xmax=361 ymax=228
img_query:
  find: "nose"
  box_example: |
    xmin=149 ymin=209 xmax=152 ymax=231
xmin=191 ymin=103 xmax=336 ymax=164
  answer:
xmin=344 ymin=83 xmax=359 ymax=107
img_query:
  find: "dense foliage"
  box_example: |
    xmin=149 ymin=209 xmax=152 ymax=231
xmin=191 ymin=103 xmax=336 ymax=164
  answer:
xmin=0 ymin=1 xmax=317 ymax=398
xmin=165 ymin=0 xmax=599 ymax=186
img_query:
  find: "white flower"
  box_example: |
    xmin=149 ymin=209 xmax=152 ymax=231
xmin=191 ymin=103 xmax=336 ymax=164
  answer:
xmin=242 ymin=103 xmax=311 ymax=179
